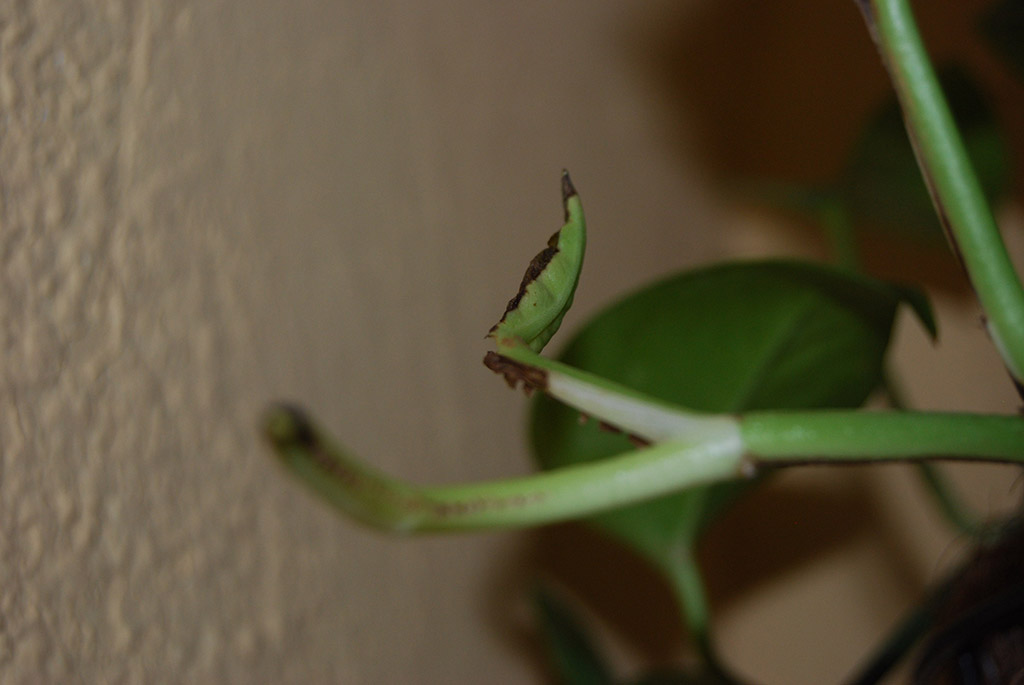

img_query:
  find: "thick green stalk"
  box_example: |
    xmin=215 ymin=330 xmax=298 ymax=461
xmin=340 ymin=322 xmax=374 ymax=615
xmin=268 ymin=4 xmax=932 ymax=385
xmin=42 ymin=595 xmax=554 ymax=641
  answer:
xmin=742 ymin=410 xmax=1024 ymax=463
xmin=864 ymin=0 xmax=1024 ymax=385
xmin=884 ymin=366 xmax=984 ymax=538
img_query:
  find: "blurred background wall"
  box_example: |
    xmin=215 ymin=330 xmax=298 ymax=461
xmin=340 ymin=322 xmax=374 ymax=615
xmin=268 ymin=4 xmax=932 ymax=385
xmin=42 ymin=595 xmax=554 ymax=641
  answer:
xmin=2 ymin=0 xmax=1021 ymax=682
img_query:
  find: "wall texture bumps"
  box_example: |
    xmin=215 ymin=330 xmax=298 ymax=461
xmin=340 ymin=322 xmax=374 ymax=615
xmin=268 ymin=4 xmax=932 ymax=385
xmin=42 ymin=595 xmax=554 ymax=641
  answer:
xmin=2 ymin=1 xmax=721 ymax=680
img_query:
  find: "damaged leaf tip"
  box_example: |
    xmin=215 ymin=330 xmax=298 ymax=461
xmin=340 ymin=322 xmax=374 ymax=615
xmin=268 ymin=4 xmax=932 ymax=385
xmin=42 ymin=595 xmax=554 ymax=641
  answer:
xmin=488 ymin=171 xmax=587 ymax=353
xmin=561 ymin=170 xmax=577 ymax=207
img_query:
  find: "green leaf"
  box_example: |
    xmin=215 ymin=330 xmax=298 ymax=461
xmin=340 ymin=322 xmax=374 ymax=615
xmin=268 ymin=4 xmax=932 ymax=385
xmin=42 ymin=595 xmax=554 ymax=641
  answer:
xmin=837 ymin=65 xmax=1010 ymax=241
xmin=489 ymin=171 xmax=586 ymax=353
xmin=979 ymin=0 xmax=1024 ymax=83
xmin=530 ymin=260 xmax=933 ymax=567
xmin=533 ymin=586 xmax=616 ymax=685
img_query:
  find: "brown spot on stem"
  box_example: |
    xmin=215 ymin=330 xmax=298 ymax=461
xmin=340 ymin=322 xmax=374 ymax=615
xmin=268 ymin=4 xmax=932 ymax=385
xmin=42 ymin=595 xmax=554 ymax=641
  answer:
xmin=483 ymin=351 xmax=548 ymax=394
xmin=595 ymin=419 xmax=652 ymax=447
xmin=303 ymin=439 xmax=362 ymax=488
xmin=628 ymin=434 xmax=652 ymax=448
xmin=431 ymin=491 xmax=547 ymax=520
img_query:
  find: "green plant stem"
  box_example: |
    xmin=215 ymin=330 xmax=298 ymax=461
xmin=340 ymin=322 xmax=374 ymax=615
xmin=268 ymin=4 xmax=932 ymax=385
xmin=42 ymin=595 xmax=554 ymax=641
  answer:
xmin=266 ymin=396 xmax=1024 ymax=534
xmin=864 ymin=0 xmax=1024 ymax=386
xmin=266 ymin=345 xmax=1024 ymax=534
xmin=741 ymin=410 xmax=1024 ymax=463
xmin=267 ymin=337 xmax=1022 ymax=536
xmin=533 ymin=587 xmax=615 ymax=685
xmin=882 ymin=367 xmax=984 ymax=537
xmin=264 ymin=404 xmax=746 ymax=533
xmin=664 ymin=545 xmax=746 ymax=684
xmin=915 ymin=462 xmax=986 ymax=538
xmin=495 ymin=342 xmax=740 ymax=444
xmin=521 ymin=341 xmax=1024 ymax=466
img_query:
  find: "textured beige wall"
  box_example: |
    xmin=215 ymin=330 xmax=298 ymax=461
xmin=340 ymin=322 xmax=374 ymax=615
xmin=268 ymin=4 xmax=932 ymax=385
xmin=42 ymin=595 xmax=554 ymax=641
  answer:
xmin=2 ymin=0 xmax=1020 ymax=683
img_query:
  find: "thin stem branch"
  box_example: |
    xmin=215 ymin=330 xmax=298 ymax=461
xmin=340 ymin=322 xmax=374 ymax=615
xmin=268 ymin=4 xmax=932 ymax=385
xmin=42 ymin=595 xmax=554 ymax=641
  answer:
xmin=493 ymin=342 xmax=738 ymax=444
xmin=664 ymin=545 xmax=748 ymax=684
xmin=863 ymin=0 xmax=1024 ymax=388
xmin=915 ymin=462 xmax=986 ymax=538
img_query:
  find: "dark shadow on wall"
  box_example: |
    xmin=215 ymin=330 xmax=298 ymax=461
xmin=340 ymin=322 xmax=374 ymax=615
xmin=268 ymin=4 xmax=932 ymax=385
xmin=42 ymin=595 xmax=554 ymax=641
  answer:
xmin=621 ymin=0 xmax=886 ymax=183
xmin=619 ymin=0 xmax=1014 ymax=183
xmin=614 ymin=0 xmax=1022 ymax=293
